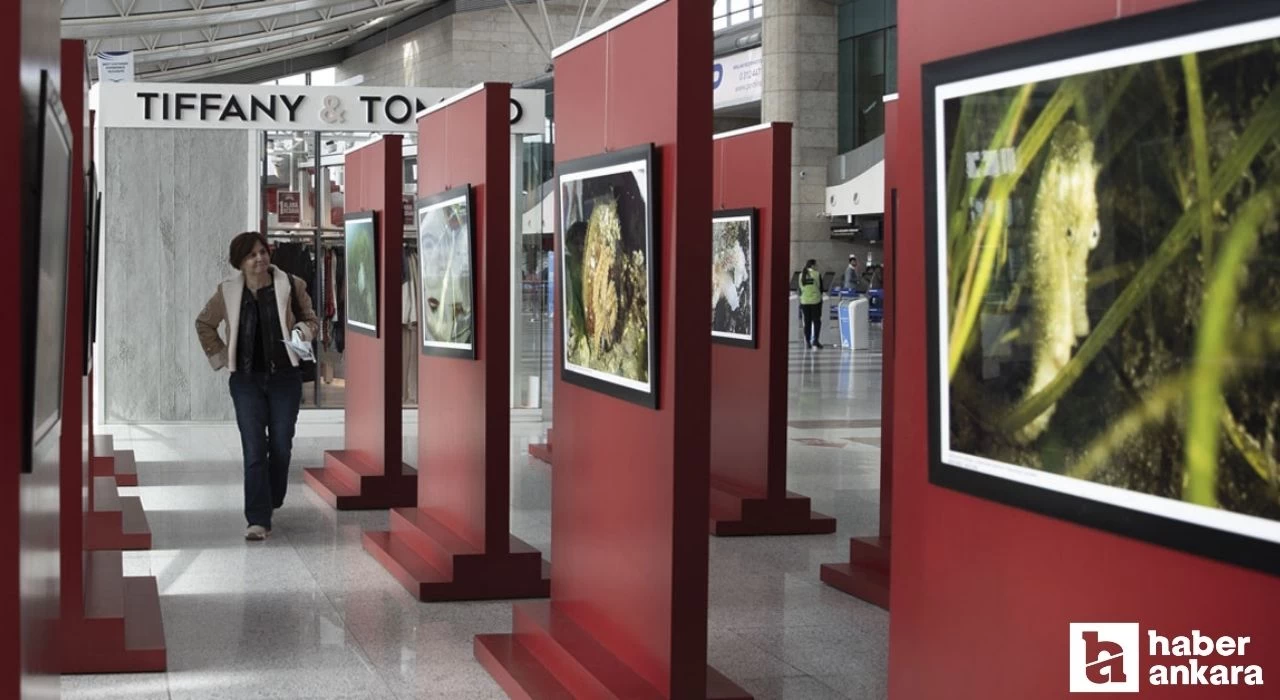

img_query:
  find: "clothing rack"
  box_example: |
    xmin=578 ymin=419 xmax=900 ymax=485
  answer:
xmin=266 ymin=231 xmax=316 ymax=240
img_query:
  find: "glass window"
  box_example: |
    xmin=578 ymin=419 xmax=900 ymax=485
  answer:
xmin=886 ymin=26 xmax=898 ymax=94
xmin=852 ymin=0 xmax=886 ymax=33
xmin=838 ymin=38 xmax=855 ymax=153
xmin=838 ymin=17 xmax=896 ymax=153
xmin=264 ymin=131 xmax=316 ymax=230
xmin=855 ymin=30 xmax=887 ymax=148
xmin=714 ymin=0 xmax=761 ymax=31
xmin=311 ymin=67 xmax=337 ymax=86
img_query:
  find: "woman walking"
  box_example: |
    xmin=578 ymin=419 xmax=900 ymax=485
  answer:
xmin=195 ymin=232 xmax=319 ymax=541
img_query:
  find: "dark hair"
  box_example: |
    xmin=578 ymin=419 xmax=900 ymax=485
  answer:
xmin=805 ymin=259 xmax=817 ymax=268
xmin=229 ymin=231 xmax=271 ymax=269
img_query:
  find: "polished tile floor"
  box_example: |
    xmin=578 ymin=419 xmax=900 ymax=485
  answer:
xmin=63 ymin=332 xmax=887 ymax=700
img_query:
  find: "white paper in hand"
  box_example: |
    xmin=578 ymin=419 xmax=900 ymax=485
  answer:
xmin=283 ymin=329 xmax=315 ymax=361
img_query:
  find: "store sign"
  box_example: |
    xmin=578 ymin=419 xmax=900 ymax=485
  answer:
xmin=278 ymin=191 xmax=301 ymax=224
xmin=96 ymin=51 xmax=135 ymax=84
xmin=713 ymin=48 xmax=763 ymax=110
xmin=403 ymin=195 xmax=415 ymax=227
xmin=99 ymin=83 xmax=547 ymax=135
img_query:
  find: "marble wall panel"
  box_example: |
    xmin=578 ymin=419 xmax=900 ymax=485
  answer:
xmin=104 ymin=128 xmax=253 ymax=422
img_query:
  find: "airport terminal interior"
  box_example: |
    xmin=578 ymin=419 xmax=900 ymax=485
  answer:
xmin=7 ymin=1 xmax=1280 ymax=699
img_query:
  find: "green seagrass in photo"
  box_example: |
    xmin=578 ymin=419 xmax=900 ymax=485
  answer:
xmin=345 ymin=212 xmax=379 ymax=336
xmin=933 ymin=12 xmax=1280 ymax=553
xmin=557 ymin=145 xmax=656 ymax=407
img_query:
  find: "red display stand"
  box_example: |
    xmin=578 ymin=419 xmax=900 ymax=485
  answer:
xmin=92 ymin=433 xmax=137 ymax=486
xmin=363 ymin=84 xmax=550 ymax=601
xmin=819 ymin=97 xmax=898 ymax=609
xmin=527 ymin=429 xmax=552 ymax=465
xmin=55 ymin=40 xmax=165 ymax=674
xmin=889 ymin=2 xmax=1280 ymax=698
xmin=85 ymin=436 xmax=151 ymax=552
xmin=708 ymin=123 xmax=835 ymax=538
xmin=304 ymin=136 xmax=417 ymax=510
xmin=476 ymin=3 xmax=751 ymax=697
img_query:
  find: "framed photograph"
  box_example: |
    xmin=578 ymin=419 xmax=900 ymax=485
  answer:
xmin=82 ymin=163 xmax=98 ymax=375
xmin=85 ymin=192 xmax=102 ymax=374
xmin=711 ymin=208 xmax=757 ymax=347
xmin=924 ymin=0 xmax=1280 ymax=575
xmin=557 ymin=144 xmax=658 ymax=408
xmin=344 ymin=210 xmax=379 ymax=337
xmin=416 ymin=185 xmax=476 ymax=359
xmin=21 ymin=70 xmax=73 ymax=473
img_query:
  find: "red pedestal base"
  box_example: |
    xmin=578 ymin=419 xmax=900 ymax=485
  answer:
xmin=820 ymin=536 xmax=890 ymax=610
xmin=59 ymin=551 xmax=166 ymax=673
xmin=85 ymin=476 xmax=152 ymax=551
xmin=709 ymin=479 xmax=836 ymax=537
xmin=303 ymin=449 xmax=417 ymax=510
xmin=475 ymin=603 xmax=752 ymax=699
xmin=363 ymin=508 xmax=550 ymax=601
xmin=527 ymin=442 xmax=553 ymax=465
xmin=528 ymin=430 xmax=553 ymax=465
xmin=92 ymin=435 xmax=138 ymax=487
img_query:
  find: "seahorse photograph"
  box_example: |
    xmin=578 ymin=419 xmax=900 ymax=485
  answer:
xmin=936 ymin=19 xmax=1280 ymax=545
xmin=558 ymin=148 xmax=654 ymax=403
xmin=344 ymin=212 xmax=378 ymax=336
xmin=417 ymin=187 xmax=474 ymax=356
xmin=711 ymin=211 xmax=755 ymax=344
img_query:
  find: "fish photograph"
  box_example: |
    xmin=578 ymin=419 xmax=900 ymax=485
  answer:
xmin=417 ymin=186 xmax=475 ymax=358
xmin=711 ymin=209 xmax=756 ymax=346
xmin=558 ymin=144 xmax=657 ymax=407
xmin=927 ymin=4 xmax=1280 ymax=569
xmin=344 ymin=211 xmax=379 ymax=336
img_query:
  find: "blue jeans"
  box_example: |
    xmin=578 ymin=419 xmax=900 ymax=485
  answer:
xmin=229 ymin=368 xmax=302 ymax=529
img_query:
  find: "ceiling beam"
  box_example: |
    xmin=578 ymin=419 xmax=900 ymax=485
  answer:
xmin=64 ymin=0 xmax=363 ymax=39
xmin=131 ymin=2 xmax=425 ymax=82
xmin=134 ymin=0 xmax=431 ymax=64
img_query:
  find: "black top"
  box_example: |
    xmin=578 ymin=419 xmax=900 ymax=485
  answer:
xmin=239 ymin=282 xmax=292 ymax=374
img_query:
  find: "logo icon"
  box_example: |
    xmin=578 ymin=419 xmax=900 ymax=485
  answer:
xmin=319 ymin=95 xmax=346 ymax=124
xmin=1070 ymin=623 xmax=1140 ymax=693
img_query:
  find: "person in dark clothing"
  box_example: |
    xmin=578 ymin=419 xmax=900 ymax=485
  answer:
xmin=195 ymin=232 xmax=319 ymax=541
xmin=799 ymin=259 xmax=824 ymax=350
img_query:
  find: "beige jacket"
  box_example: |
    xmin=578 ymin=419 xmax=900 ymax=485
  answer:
xmin=194 ymin=265 xmax=320 ymax=372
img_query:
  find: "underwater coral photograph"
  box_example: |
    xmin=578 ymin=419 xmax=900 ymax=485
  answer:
xmin=417 ymin=186 xmax=475 ymax=358
xmin=926 ymin=2 xmax=1280 ymax=573
xmin=558 ymin=144 xmax=656 ymax=407
xmin=711 ymin=209 xmax=756 ymax=346
xmin=344 ymin=211 xmax=379 ymax=336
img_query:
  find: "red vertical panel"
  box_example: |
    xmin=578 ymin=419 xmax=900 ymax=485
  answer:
xmin=341 ymin=137 xmax=403 ymax=471
xmin=57 ymin=38 xmax=87 ymax=626
xmin=879 ymin=98 xmax=897 ymax=536
xmin=550 ymin=0 xmax=714 ymax=694
xmin=415 ymin=86 xmax=511 ymax=553
xmin=890 ymin=2 xmax=1280 ymax=699
xmin=5 ymin=0 xmax=63 ymax=694
xmin=707 ymin=124 xmax=831 ymax=537
xmin=708 ymin=127 xmax=785 ymax=497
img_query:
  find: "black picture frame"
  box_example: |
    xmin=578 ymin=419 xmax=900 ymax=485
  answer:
xmin=343 ymin=210 xmax=379 ymax=338
xmin=556 ymin=143 xmax=659 ymax=409
xmin=85 ymin=192 xmax=102 ymax=374
xmin=21 ymin=70 xmax=73 ymax=474
xmin=82 ymin=163 xmax=98 ymax=375
xmin=922 ymin=0 xmax=1280 ymax=576
xmin=710 ymin=207 xmax=758 ymax=348
xmin=416 ymin=184 xmax=477 ymax=360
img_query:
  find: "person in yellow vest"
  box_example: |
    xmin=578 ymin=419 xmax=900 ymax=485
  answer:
xmin=799 ymin=259 xmax=824 ymax=350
